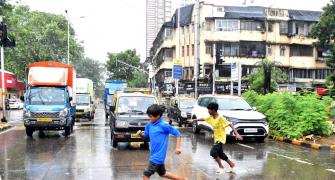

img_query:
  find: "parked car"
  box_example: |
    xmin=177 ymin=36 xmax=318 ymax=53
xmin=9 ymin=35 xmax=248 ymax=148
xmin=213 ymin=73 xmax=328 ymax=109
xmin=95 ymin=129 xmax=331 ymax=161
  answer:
xmin=191 ymin=95 xmax=269 ymax=142
xmin=8 ymin=99 xmax=24 ymax=109
xmin=167 ymin=97 xmax=196 ymax=127
xmin=109 ymin=93 xmax=158 ymax=148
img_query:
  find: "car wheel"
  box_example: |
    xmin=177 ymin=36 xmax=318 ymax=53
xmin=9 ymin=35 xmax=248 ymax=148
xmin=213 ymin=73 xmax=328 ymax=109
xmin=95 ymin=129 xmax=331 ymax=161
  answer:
xmin=169 ymin=119 xmax=172 ymax=125
xmin=256 ymin=137 xmax=265 ymax=143
xmin=141 ymin=142 xmax=149 ymax=150
xmin=64 ymin=126 xmax=71 ymax=137
xmin=105 ymin=114 xmax=109 ymax=120
xmin=178 ymin=118 xmax=182 ymax=127
xmin=192 ymin=121 xmax=200 ymax=134
xmin=26 ymin=127 xmax=34 ymax=137
xmin=111 ymin=133 xmax=118 ymax=148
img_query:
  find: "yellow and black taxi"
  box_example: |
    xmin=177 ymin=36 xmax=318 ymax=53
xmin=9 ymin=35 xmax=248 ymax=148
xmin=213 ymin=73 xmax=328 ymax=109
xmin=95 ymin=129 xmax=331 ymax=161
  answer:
xmin=109 ymin=92 xmax=158 ymax=148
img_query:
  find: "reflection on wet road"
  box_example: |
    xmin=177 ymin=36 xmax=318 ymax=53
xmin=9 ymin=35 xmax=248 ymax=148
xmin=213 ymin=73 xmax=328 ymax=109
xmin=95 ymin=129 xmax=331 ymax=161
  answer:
xmin=0 ymin=107 xmax=334 ymax=179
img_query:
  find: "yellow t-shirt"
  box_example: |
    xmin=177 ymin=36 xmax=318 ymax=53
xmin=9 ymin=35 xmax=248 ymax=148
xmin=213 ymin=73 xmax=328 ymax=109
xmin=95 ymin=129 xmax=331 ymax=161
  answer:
xmin=204 ymin=115 xmax=230 ymax=144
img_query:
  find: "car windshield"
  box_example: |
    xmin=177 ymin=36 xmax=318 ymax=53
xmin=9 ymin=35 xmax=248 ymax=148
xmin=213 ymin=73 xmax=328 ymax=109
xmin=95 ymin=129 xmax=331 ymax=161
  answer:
xmin=216 ymin=98 xmax=252 ymax=111
xmin=117 ymin=96 xmax=156 ymax=113
xmin=179 ymin=99 xmax=196 ymax=108
xmin=76 ymin=95 xmax=90 ymax=105
xmin=28 ymin=87 xmax=65 ymax=105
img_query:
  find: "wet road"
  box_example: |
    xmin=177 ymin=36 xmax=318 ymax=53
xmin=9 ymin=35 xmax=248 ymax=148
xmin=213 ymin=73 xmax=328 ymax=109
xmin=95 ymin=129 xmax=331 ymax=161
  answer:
xmin=0 ymin=106 xmax=334 ymax=180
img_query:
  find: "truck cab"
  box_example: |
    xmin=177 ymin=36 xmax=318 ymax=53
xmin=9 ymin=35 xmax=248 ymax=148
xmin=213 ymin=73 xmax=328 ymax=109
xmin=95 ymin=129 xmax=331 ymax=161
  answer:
xmin=23 ymin=61 xmax=76 ymax=137
xmin=104 ymin=80 xmax=127 ymax=120
xmin=75 ymin=78 xmax=95 ymax=121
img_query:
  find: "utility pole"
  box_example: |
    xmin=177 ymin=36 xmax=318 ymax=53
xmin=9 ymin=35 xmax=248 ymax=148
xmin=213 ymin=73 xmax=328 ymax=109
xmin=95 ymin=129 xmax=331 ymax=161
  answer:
xmin=175 ymin=3 xmax=181 ymax=96
xmin=194 ymin=0 xmax=200 ymax=98
xmin=212 ymin=43 xmax=216 ymax=95
xmin=65 ymin=10 xmax=70 ymax=65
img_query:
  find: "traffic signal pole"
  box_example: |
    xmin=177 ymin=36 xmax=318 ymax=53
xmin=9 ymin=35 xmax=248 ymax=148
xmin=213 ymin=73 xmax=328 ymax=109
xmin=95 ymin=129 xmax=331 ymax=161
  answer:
xmin=194 ymin=0 xmax=200 ymax=98
xmin=1 ymin=45 xmax=6 ymax=122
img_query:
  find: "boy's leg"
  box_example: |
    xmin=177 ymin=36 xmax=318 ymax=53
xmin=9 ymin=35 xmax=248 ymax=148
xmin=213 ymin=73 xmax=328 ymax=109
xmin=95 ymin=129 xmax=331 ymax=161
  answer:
xmin=162 ymin=172 xmax=186 ymax=180
xmin=158 ymin=164 xmax=186 ymax=180
xmin=210 ymin=143 xmax=224 ymax=169
xmin=143 ymin=162 xmax=157 ymax=180
xmin=218 ymin=144 xmax=235 ymax=168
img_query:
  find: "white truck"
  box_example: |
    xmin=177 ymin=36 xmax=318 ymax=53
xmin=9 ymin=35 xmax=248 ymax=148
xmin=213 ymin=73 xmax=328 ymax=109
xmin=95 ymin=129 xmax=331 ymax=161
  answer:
xmin=75 ymin=78 xmax=95 ymax=121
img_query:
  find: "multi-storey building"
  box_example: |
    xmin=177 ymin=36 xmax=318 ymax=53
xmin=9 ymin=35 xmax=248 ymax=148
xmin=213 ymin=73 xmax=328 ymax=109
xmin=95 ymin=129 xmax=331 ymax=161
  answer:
xmin=149 ymin=2 xmax=332 ymax=94
xmin=146 ymin=0 xmax=172 ymax=58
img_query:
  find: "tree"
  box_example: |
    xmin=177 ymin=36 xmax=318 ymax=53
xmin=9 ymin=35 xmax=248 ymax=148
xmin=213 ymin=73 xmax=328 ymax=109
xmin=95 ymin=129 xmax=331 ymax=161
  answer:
xmin=310 ymin=1 xmax=335 ymax=85
xmin=106 ymin=49 xmax=142 ymax=81
xmin=0 ymin=0 xmax=13 ymax=16
xmin=248 ymin=59 xmax=288 ymax=94
xmin=74 ymin=57 xmax=105 ymax=97
xmin=128 ymin=71 xmax=147 ymax=88
xmin=4 ymin=6 xmax=84 ymax=79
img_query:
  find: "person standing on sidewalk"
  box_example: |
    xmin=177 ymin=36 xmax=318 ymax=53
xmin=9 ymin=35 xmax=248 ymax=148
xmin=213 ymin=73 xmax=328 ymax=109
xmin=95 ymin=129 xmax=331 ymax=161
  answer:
xmin=192 ymin=102 xmax=243 ymax=174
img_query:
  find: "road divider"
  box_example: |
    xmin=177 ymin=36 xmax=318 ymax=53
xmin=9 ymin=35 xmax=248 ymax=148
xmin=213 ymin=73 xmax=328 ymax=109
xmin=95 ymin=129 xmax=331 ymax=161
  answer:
xmin=269 ymin=135 xmax=334 ymax=151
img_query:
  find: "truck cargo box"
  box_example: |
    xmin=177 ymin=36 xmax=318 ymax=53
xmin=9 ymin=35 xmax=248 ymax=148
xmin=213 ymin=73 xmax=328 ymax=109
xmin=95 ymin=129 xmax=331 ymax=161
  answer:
xmin=28 ymin=61 xmax=75 ymax=87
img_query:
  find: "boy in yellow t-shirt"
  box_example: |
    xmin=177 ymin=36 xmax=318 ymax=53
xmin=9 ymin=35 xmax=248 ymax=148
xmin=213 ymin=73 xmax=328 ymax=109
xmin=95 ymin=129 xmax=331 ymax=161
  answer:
xmin=193 ymin=102 xmax=243 ymax=174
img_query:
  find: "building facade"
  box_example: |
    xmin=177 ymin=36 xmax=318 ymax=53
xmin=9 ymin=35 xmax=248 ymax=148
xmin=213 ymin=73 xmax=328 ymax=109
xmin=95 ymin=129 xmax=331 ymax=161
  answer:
xmin=146 ymin=0 xmax=172 ymax=58
xmin=149 ymin=2 xmax=332 ymax=94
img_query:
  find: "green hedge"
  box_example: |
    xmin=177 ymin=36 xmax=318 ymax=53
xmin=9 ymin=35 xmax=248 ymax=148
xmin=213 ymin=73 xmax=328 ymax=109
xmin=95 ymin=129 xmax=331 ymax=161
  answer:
xmin=243 ymin=91 xmax=333 ymax=139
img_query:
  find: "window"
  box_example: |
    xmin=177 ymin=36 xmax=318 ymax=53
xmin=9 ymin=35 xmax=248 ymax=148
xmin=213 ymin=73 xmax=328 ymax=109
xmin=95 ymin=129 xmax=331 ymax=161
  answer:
xmin=165 ymin=70 xmax=172 ymax=77
xmin=241 ymin=21 xmax=263 ymax=31
xmin=290 ymin=45 xmax=313 ymax=57
xmin=280 ymin=45 xmax=286 ymax=56
xmin=205 ymin=43 xmax=212 ymax=54
xmin=182 ymin=46 xmax=184 ymax=57
xmin=295 ymin=22 xmax=306 ymax=35
xmin=192 ymin=44 xmax=194 ymax=56
xmin=165 ymin=49 xmax=173 ymax=58
xmin=280 ymin=21 xmax=288 ymax=34
xmin=240 ymin=41 xmax=266 ymax=58
xmin=215 ymin=19 xmax=239 ymax=32
xmin=186 ymin=45 xmax=189 ymax=56
xmin=205 ymin=20 xmax=211 ymax=31
xmin=165 ymin=28 xmax=172 ymax=38
xmin=267 ymin=44 xmax=272 ymax=56
xmin=222 ymin=42 xmax=239 ymax=56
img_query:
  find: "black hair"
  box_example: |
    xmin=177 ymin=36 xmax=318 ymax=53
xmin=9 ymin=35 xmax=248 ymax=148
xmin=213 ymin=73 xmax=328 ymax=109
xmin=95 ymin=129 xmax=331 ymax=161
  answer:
xmin=146 ymin=104 xmax=164 ymax=117
xmin=207 ymin=102 xmax=219 ymax=111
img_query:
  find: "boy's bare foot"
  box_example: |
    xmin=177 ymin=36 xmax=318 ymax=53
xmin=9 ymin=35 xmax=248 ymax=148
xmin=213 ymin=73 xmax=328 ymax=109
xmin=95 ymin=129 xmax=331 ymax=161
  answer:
xmin=227 ymin=160 xmax=235 ymax=168
xmin=216 ymin=167 xmax=225 ymax=174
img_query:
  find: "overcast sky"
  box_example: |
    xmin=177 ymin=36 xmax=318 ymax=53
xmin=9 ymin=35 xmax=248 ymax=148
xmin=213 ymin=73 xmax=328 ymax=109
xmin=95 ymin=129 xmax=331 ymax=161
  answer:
xmin=11 ymin=0 xmax=331 ymax=63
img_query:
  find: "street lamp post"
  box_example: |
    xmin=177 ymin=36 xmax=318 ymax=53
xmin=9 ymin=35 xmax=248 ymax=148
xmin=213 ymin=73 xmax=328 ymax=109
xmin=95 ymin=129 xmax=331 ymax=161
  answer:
xmin=65 ymin=10 xmax=70 ymax=65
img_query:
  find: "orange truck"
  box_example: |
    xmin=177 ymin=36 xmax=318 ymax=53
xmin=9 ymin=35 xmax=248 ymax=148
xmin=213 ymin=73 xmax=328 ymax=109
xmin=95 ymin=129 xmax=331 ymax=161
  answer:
xmin=22 ymin=61 xmax=76 ymax=137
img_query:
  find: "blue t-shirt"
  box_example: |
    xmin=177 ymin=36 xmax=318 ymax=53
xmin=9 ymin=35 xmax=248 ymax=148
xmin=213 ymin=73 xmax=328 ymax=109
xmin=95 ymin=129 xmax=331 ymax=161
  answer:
xmin=144 ymin=117 xmax=181 ymax=164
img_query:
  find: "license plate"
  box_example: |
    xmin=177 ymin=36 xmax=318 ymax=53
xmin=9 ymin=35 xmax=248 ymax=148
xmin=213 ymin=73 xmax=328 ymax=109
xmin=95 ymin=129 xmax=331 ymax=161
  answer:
xmin=131 ymin=134 xmax=141 ymax=138
xmin=244 ymin=128 xmax=258 ymax=133
xmin=76 ymin=112 xmax=82 ymax=115
xmin=37 ymin=118 xmax=52 ymax=122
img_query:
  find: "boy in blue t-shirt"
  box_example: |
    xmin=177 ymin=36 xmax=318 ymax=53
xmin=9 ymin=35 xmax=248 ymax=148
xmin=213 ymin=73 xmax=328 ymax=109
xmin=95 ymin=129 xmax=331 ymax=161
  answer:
xmin=138 ymin=104 xmax=186 ymax=180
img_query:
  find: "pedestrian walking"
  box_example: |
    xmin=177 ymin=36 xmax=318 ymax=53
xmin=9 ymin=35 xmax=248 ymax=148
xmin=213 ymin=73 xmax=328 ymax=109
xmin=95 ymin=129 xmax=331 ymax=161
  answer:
xmin=192 ymin=102 xmax=243 ymax=174
xmin=137 ymin=104 xmax=186 ymax=180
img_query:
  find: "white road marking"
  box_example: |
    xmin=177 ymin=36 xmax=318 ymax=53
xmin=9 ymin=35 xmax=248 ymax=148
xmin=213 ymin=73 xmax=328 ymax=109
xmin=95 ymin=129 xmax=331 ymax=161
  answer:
xmin=326 ymin=169 xmax=335 ymax=173
xmin=0 ymin=126 xmax=15 ymax=135
xmin=269 ymin=152 xmax=314 ymax=165
xmin=236 ymin=143 xmax=255 ymax=149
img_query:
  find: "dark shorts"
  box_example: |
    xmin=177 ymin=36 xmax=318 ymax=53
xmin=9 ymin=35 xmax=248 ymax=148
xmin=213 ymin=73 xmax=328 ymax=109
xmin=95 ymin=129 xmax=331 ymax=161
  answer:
xmin=143 ymin=161 xmax=166 ymax=177
xmin=210 ymin=141 xmax=228 ymax=161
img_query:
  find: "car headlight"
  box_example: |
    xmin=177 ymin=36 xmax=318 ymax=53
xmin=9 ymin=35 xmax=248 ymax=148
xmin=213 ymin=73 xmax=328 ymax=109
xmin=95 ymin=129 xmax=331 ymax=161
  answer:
xmin=226 ymin=117 xmax=239 ymax=125
xmin=23 ymin=108 xmax=31 ymax=118
xmin=262 ymin=118 xmax=269 ymax=126
xmin=116 ymin=120 xmax=129 ymax=128
xmin=181 ymin=112 xmax=187 ymax=118
xmin=59 ymin=108 xmax=68 ymax=118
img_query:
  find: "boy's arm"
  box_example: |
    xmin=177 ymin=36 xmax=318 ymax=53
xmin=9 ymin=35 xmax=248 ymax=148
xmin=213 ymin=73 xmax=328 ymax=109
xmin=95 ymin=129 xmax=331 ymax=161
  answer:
xmin=175 ymin=136 xmax=181 ymax=154
xmin=163 ymin=124 xmax=182 ymax=155
xmin=229 ymin=124 xmax=243 ymax=141
xmin=188 ymin=118 xmax=205 ymax=123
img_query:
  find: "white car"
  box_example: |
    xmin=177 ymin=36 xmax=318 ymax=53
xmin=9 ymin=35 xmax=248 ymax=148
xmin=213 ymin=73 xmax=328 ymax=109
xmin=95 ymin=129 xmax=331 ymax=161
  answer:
xmin=9 ymin=99 xmax=24 ymax=109
xmin=191 ymin=95 xmax=269 ymax=142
